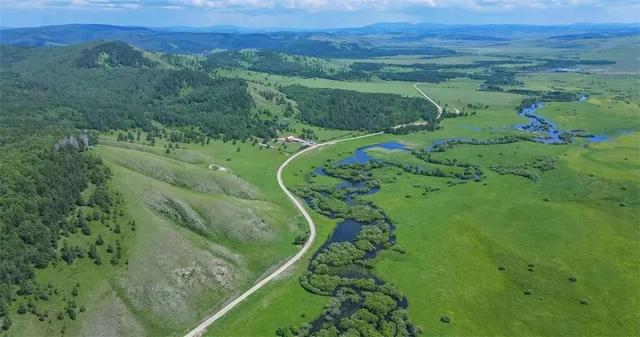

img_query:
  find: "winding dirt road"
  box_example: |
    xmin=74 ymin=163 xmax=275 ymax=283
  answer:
xmin=184 ymin=132 xmax=383 ymax=337
xmin=185 ymin=83 xmax=444 ymax=337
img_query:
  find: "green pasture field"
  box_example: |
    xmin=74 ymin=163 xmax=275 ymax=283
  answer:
xmin=369 ymin=133 xmax=639 ymax=337
xmin=92 ymin=136 xmax=312 ymax=336
xmin=505 ymin=72 xmax=639 ymax=136
xmin=208 ymin=62 xmax=639 ymax=336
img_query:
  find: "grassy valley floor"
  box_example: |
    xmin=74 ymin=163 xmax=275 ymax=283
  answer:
xmin=207 ymin=70 xmax=639 ymax=337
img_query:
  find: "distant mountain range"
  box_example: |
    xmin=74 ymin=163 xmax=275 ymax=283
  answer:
xmin=1 ymin=22 xmax=637 ymax=56
xmin=331 ymin=22 xmax=638 ymax=35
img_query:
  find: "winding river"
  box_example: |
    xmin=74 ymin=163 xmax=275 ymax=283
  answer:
xmin=300 ymin=95 xmax=598 ymax=333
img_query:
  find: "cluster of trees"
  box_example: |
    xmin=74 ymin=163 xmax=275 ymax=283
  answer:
xmin=116 ymin=126 xmax=220 ymax=148
xmin=349 ymin=62 xmax=384 ymax=72
xmin=299 ymin=128 xmax=318 ymax=140
xmin=323 ymin=162 xmax=383 ymax=184
xmin=429 ymin=135 xmax=532 ymax=153
xmin=281 ymin=85 xmax=439 ymax=131
xmin=506 ymin=88 xmax=585 ymax=102
xmin=466 ymin=103 xmax=490 ymax=110
xmin=410 ymin=150 xmax=484 ymax=181
xmin=490 ymin=165 xmax=541 ymax=180
xmin=12 ymin=281 xmax=87 ymax=327
xmin=389 ymin=123 xmax=438 ymax=135
xmin=527 ymin=58 xmax=615 ymax=71
xmin=377 ymin=69 xmax=463 ymax=83
xmin=348 ymin=62 xmax=464 ymax=83
xmin=413 ymin=150 xmax=477 ymax=169
xmin=490 ymin=157 xmax=556 ymax=181
xmin=255 ymin=88 xmax=287 ymax=105
xmin=385 ymin=160 xmax=483 ymax=181
xmin=284 ymin=159 xmax=420 ymax=336
xmin=540 ymin=91 xmax=584 ymax=102
xmin=471 ymin=70 xmax=522 ymax=91
xmin=248 ymin=52 xmax=328 ymax=78
xmin=277 ymin=288 xmax=417 ymax=337
xmin=294 ymin=183 xmax=384 ymax=223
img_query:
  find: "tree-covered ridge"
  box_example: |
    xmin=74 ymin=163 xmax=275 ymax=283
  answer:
xmin=281 ymin=85 xmax=439 ymax=131
xmin=0 ymin=43 xmax=275 ymax=140
xmin=205 ymin=50 xmax=371 ymax=81
xmin=75 ymin=41 xmax=153 ymax=68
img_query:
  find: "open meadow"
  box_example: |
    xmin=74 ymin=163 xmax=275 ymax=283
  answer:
xmin=208 ymin=57 xmax=640 ymax=336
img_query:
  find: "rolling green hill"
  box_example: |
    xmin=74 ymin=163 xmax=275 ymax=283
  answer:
xmin=0 ymin=40 xmax=307 ymax=335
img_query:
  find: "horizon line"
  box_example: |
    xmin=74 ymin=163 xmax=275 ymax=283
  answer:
xmin=2 ymin=21 xmax=639 ymax=31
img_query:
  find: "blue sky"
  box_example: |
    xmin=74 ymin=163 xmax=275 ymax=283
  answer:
xmin=1 ymin=0 xmax=638 ymax=28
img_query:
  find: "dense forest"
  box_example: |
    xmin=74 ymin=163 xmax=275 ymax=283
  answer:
xmin=0 ymin=42 xmax=276 ymax=140
xmin=281 ymin=85 xmax=439 ymax=131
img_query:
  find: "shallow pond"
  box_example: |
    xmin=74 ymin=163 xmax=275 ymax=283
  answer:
xmin=338 ymin=142 xmax=408 ymax=165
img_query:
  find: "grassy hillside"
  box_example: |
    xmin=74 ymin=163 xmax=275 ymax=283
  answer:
xmin=6 ymin=130 xmax=313 ymax=336
xmin=0 ymin=41 xmax=314 ymax=336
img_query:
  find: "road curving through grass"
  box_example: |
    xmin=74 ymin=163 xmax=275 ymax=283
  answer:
xmin=185 ymin=83 xmax=443 ymax=337
xmin=184 ymin=132 xmax=384 ymax=337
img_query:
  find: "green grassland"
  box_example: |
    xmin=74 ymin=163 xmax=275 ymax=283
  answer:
xmin=370 ymin=135 xmax=639 ymax=337
xmin=517 ymin=73 xmax=639 ymax=136
xmin=208 ymin=56 xmax=639 ymax=337
xmin=93 ymin=136 xmax=311 ymax=336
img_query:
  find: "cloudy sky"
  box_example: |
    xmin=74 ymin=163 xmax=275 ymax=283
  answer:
xmin=1 ymin=0 xmax=638 ymax=28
